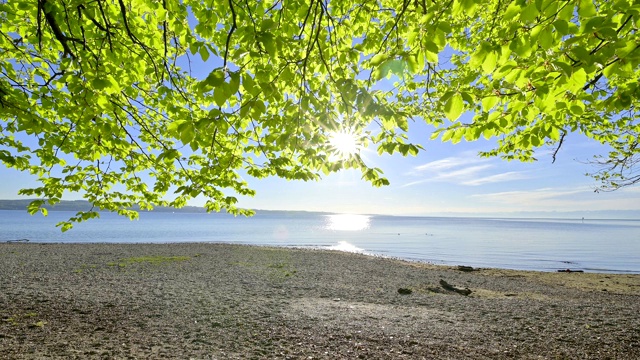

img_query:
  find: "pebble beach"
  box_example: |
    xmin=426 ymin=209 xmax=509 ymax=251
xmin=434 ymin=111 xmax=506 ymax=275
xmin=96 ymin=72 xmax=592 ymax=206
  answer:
xmin=1 ymin=243 xmax=639 ymax=359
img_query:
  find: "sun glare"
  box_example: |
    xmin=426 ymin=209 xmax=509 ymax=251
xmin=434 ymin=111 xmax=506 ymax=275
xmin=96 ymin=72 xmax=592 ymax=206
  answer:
xmin=328 ymin=130 xmax=361 ymax=159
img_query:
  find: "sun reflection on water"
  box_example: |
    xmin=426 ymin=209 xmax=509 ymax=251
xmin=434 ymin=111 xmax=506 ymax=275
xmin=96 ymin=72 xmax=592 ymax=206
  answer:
xmin=328 ymin=241 xmax=365 ymax=253
xmin=325 ymin=214 xmax=371 ymax=231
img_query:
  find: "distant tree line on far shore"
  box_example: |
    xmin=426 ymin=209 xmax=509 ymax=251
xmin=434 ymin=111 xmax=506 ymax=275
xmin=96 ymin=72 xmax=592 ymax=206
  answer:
xmin=0 ymin=199 xmax=209 ymax=213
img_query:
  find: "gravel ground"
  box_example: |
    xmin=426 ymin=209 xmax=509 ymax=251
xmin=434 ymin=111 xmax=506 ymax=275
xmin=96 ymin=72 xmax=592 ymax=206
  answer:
xmin=1 ymin=243 xmax=639 ymax=359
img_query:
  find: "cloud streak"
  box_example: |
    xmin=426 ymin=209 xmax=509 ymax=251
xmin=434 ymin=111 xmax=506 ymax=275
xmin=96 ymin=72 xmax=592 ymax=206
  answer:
xmin=412 ymin=156 xmax=488 ymax=173
xmin=462 ymin=171 xmax=530 ymax=186
xmin=402 ymin=155 xmax=529 ymax=187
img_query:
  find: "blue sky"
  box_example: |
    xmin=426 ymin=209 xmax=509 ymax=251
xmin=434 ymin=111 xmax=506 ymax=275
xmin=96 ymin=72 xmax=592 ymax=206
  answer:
xmin=228 ymin=117 xmax=640 ymax=217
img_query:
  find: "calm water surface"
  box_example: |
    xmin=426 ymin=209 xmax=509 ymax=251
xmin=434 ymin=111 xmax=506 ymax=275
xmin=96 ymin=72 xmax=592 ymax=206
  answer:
xmin=1 ymin=210 xmax=638 ymax=273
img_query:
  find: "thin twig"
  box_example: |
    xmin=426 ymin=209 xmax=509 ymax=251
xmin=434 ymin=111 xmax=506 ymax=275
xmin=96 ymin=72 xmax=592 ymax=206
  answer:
xmin=551 ymin=131 xmax=566 ymax=164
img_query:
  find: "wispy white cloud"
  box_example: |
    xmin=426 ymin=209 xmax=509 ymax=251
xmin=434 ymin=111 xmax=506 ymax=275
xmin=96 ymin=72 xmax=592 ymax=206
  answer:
xmin=402 ymin=155 xmax=528 ymax=187
xmin=462 ymin=171 xmax=530 ymax=186
xmin=435 ymin=164 xmax=494 ymax=180
xmin=400 ymin=179 xmax=431 ymax=188
xmin=613 ymin=186 xmax=640 ymax=194
xmin=412 ymin=156 xmax=488 ymax=173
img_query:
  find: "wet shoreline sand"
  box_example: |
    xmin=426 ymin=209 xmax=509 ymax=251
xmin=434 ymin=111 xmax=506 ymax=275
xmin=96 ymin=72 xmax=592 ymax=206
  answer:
xmin=1 ymin=243 xmax=639 ymax=359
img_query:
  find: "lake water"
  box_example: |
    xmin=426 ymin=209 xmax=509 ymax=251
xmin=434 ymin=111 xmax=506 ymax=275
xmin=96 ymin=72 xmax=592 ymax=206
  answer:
xmin=1 ymin=210 xmax=638 ymax=274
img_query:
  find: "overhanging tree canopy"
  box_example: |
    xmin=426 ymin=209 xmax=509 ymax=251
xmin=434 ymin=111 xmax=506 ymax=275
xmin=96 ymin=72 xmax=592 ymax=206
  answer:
xmin=1 ymin=0 xmax=638 ymax=229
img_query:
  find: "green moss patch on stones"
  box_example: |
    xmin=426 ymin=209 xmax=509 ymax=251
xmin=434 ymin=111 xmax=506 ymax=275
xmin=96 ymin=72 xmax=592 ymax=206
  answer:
xmin=107 ymin=255 xmax=190 ymax=268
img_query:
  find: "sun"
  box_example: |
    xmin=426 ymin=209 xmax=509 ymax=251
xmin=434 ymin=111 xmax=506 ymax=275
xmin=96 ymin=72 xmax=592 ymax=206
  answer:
xmin=328 ymin=129 xmax=361 ymax=159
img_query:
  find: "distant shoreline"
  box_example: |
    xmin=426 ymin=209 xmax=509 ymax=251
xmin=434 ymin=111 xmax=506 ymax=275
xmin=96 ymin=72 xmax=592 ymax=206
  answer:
xmin=1 ymin=199 xmax=640 ymax=220
xmin=0 ymin=199 xmax=335 ymax=216
xmin=0 ymin=199 xmax=210 ymax=213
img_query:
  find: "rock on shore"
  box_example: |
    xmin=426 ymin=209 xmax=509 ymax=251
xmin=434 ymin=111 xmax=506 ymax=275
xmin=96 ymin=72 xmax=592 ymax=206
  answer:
xmin=1 ymin=243 xmax=639 ymax=359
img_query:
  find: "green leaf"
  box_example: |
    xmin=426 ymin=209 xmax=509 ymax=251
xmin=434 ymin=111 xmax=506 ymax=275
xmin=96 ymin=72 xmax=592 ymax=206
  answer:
xmin=578 ymin=0 xmax=597 ymax=18
xmin=535 ymin=0 xmax=544 ymax=11
xmin=424 ymin=40 xmax=439 ymax=63
xmin=568 ymin=68 xmax=587 ymax=93
xmin=553 ymin=61 xmax=573 ymax=77
xmin=242 ymin=74 xmax=256 ymax=94
xmin=228 ymin=72 xmax=241 ymax=95
xmin=451 ymin=128 xmax=464 ymax=144
xmin=214 ymin=87 xmax=228 ymax=107
xmin=482 ymin=96 xmax=499 ymax=111
xmin=260 ymin=33 xmax=276 ymax=56
xmin=57 ymin=222 xmax=73 ymax=232
xmin=538 ymin=26 xmax=554 ymax=50
xmin=495 ymin=61 xmax=517 ymax=78
xmin=570 ymin=104 xmax=584 ymax=115
xmin=482 ymin=51 xmax=497 ymax=74
xmin=603 ymin=62 xmax=618 ymax=78
xmin=179 ymin=123 xmax=195 ymax=145
xmin=504 ymin=2 xmax=522 ymax=19
xmin=549 ymin=126 xmax=561 ymax=141
xmin=441 ymin=129 xmax=454 ymax=142
xmin=17 ymin=2 xmax=32 ymax=10
xmin=530 ymin=134 xmax=541 ymax=147
xmin=92 ymin=78 xmax=110 ymax=90
xmin=204 ymin=70 xmax=226 ymax=88
xmin=370 ymin=54 xmax=386 ymax=66
xmin=261 ymin=19 xmax=276 ymax=31
xmin=444 ymin=94 xmax=464 ymax=121
xmin=425 ymin=49 xmax=439 ymax=63
xmin=470 ymin=47 xmax=487 ymax=67
xmin=378 ymin=59 xmax=405 ymax=79
xmin=482 ymin=127 xmax=495 ymax=140
xmin=167 ymin=120 xmax=185 ymax=136
xmin=189 ymin=42 xmax=200 ymax=55
xmin=199 ymin=46 xmax=210 ymax=61
xmin=552 ymin=20 xmax=570 ymax=36
xmin=520 ymin=3 xmax=539 ymax=22
xmin=27 ymin=200 xmax=45 ymax=215
xmin=404 ymin=55 xmax=419 ymax=73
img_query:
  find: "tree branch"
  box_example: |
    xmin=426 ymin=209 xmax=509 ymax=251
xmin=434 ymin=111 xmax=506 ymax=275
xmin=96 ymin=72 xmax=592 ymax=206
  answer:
xmin=39 ymin=0 xmax=77 ymax=59
xmin=117 ymin=0 xmax=160 ymax=80
xmin=224 ymin=0 xmax=238 ymax=69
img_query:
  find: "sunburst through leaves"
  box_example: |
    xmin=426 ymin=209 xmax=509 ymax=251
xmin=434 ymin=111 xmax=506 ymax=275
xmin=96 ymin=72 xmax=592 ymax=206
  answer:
xmin=328 ymin=129 xmax=362 ymax=160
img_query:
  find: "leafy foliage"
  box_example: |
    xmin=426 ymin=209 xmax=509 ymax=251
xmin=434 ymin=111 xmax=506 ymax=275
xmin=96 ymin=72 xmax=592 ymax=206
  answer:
xmin=1 ymin=0 xmax=638 ymax=228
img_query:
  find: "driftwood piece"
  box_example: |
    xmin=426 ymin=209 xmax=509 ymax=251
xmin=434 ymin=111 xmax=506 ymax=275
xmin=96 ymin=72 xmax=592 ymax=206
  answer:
xmin=397 ymin=288 xmax=413 ymax=295
xmin=439 ymin=279 xmax=472 ymax=296
xmin=457 ymin=265 xmax=476 ymax=272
